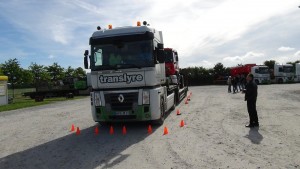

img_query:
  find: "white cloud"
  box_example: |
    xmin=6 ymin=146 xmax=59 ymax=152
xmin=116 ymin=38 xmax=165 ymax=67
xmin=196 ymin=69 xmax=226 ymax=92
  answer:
xmin=223 ymin=52 xmax=265 ymax=66
xmin=187 ymin=60 xmax=214 ymax=68
xmin=48 ymin=55 xmax=55 ymax=59
xmin=278 ymin=46 xmax=295 ymax=52
xmin=294 ymin=51 xmax=300 ymax=57
xmin=0 ymin=0 xmax=299 ymax=69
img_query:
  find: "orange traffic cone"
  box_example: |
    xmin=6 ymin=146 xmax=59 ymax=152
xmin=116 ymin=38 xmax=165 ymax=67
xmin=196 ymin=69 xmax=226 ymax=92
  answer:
xmin=163 ymin=126 xmax=169 ymax=135
xmin=122 ymin=126 xmax=127 ymax=135
xmin=148 ymin=125 xmax=153 ymax=134
xmin=95 ymin=126 xmax=99 ymax=135
xmin=76 ymin=127 xmax=80 ymax=135
xmin=180 ymin=120 xmax=185 ymax=127
xmin=187 ymin=96 xmax=191 ymax=101
xmin=185 ymin=99 xmax=188 ymax=104
xmin=176 ymin=109 xmax=181 ymax=115
xmin=70 ymin=124 xmax=75 ymax=132
xmin=109 ymin=126 xmax=114 ymax=135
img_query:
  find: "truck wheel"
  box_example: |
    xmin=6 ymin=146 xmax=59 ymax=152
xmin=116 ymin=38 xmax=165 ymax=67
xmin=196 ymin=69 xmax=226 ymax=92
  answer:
xmin=155 ymin=98 xmax=165 ymax=125
xmin=255 ymin=79 xmax=259 ymax=85
xmin=278 ymin=78 xmax=283 ymax=84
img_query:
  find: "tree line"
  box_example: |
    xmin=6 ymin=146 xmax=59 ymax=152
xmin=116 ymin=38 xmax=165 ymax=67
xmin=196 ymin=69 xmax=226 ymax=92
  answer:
xmin=0 ymin=58 xmax=86 ymax=88
xmin=1 ymin=58 xmax=299 ymax=87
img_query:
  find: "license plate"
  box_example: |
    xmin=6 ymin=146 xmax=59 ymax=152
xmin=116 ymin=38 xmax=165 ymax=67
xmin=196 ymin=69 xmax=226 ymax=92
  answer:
xmin=115 ymin=111 xmax=129 ymax=116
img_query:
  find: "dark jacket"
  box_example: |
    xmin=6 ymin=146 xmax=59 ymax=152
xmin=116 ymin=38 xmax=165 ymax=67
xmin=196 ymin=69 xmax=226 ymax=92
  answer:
xmin=245 ymin=80 xmax=257 ymax=101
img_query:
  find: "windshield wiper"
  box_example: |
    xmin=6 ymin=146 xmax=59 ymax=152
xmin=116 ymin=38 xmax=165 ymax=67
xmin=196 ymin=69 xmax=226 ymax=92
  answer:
xmin=115 ymin=64 xmax=141 ymax=69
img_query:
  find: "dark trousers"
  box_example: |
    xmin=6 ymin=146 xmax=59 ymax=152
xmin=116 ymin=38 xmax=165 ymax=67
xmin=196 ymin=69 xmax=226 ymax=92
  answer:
xmin=247 ymin=99 xmax=258 ymax=124
xmin=228 ymin=84 xmax=232 ymax=92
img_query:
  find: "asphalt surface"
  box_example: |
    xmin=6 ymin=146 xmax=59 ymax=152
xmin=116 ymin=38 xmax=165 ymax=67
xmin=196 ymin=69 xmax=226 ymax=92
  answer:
xmin=0 ymin=84 xmax=299 ymax=169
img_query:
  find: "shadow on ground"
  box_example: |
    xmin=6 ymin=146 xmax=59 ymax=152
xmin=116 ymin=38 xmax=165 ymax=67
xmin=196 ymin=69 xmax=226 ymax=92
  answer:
xmin=244 ymin=127 xmax=263 ymax=144
xmin=0 ymin=122 xmax=158 ymax=169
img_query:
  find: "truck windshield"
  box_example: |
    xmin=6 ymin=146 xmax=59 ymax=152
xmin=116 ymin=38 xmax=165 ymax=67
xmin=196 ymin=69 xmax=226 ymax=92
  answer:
xmin=283 ymin=66 xmax=293 ymax=73
xmin=91 ymin=40 xmax=154 ymax=70
xmin=258 ymin=67 xmax=269 ymax=74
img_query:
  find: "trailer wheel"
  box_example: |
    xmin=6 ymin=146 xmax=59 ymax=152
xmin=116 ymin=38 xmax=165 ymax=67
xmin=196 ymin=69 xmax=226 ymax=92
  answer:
xmin=155 ymin=98 xmax=165 ymax=125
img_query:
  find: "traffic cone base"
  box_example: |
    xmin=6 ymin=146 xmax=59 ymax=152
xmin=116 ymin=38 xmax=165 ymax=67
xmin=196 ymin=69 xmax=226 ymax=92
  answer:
xmin=109 ymin=126 xmax=114 ymax=135
xmin=176 ymin=109 xmax=181 ymax=115
xmin=148 ymin=125 xmax=153 ymax=134
xmin=95 ymin=126 xmax=99 ymax=135
xmin=163 ymin=126 xmax=169 ymax=135
xmin=70 ymin=124 xmax=75 ymax=132
xmin=180 ymin=120 xmax=185 ymax=127
xmin=76 ymin=127 xmax=80 ymax=135
xmin=122 ymin=126 xmax=127 ymax=135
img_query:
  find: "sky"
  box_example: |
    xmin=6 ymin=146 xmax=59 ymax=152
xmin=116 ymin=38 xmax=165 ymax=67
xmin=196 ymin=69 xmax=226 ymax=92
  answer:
xmin=0 ymin=0 xmax=300 ymax=70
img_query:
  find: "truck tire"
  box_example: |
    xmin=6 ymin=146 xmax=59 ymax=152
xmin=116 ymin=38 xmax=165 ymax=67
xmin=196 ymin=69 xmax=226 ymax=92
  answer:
xmin=255 ymin=79 xmax=259 ymax=85
xmin=278 ymin=78 xmax=283 ymax=84
xmin=155 ymin=98 xmax=165 ymax=125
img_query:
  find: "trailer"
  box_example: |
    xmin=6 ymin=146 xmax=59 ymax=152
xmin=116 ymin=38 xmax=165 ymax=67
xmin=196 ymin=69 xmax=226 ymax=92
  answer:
xmin=84 ymin=21 xmax=188 ymax=125
xmin=230 ymin=64 xmax=270 ymax=84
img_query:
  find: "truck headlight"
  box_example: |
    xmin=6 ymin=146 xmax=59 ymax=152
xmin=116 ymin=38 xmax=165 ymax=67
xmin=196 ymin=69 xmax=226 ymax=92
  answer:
xmin=143 ymin=91 xmax=150 ymax=105
xmin=94 ymin=92 xmax=101 ymax=106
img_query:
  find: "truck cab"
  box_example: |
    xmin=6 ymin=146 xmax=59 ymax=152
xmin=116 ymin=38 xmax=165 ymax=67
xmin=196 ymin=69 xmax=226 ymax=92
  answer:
xmin=164 ymin=48 xmax=179 ymax=76
xmin=274 ymin=64 xmax=294 ymax=83
xmin=251 ymin=65 xmax=270 ymax=84
xmin=84 ymin=22 xmax=187 ymax=125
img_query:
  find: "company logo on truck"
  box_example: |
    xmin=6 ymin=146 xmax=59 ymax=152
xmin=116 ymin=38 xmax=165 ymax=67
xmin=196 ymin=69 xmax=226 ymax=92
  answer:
xmin=99 ymin=73 xmax=143 ymax=84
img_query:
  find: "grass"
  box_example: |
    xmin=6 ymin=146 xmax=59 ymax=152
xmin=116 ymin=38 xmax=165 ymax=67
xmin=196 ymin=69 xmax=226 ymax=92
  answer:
xmin=0 ymin=88 xmax=88 ymax=112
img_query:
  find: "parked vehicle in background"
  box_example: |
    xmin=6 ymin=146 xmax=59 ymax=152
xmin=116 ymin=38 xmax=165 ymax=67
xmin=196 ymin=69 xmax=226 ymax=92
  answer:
xmin=230 ymin=64 xmax=270 ymax=84
xmin=294 ymin=63 xmax=300 ymax=83
xmin=273 ymin=64 xmax=294 ymax=83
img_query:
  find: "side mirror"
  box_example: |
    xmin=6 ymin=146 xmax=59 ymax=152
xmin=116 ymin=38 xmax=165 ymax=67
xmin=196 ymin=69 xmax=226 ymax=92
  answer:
xmin=157 ymin=43 xmax=164 ymax=50
xmin=84 ymin=50 xmax=89 ymax=69
xmin=157 ymin=49 xmax=165 ymax=63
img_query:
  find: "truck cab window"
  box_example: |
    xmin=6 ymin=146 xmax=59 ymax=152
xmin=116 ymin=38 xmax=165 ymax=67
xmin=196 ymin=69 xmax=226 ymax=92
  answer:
xmin=94 ymin=49 xmax=103 ymax=66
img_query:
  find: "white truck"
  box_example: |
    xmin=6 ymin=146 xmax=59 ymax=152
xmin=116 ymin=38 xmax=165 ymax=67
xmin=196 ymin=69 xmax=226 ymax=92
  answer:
xmin=83 ymin=21 xmax=188 ymax=125
xmin=230 ymin=64 xmax=270 ymax=84
xmin=273 ymin=64 xmax=294 ymax=83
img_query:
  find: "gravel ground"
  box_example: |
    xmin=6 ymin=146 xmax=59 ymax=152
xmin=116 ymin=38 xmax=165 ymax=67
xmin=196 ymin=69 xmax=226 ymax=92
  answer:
xmin=0 ymin=84 xmax=299 ymax=169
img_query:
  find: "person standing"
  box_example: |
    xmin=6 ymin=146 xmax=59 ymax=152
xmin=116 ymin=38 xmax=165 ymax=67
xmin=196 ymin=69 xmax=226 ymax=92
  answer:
xmin=227 ymin=76 xmax=232 ymax=93
xmin=243 ymin=73 xmax=259 ymax=127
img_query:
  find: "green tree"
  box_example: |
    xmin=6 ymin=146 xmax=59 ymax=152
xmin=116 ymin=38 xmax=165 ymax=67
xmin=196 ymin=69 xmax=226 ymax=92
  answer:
xmin=213 ymin=62 xmax=226 ymax=76
xmin=264 ymin=60 xmax=276 ymax=70
xmin=28 ymin=63 xmax=51 ymax=90
xmin=65 ymin=66 xmax=75 ymax=77
xmin=0 ymin=67 xmax=3 ymax=75
xmin=46 ymin=62 xmax=65 ymax=81
xmin=1 ymin=58 xmax=22 ymax=86
xmin=73 ymin=67 xmax=86 ymax=78
xmin=20 ymin=69 xmax=34 ymax=87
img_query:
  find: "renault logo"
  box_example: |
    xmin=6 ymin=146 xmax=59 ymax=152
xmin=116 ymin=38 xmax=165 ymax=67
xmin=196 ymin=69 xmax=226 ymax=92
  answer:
xmin=118 ymin=94 xmax=124 ymax=103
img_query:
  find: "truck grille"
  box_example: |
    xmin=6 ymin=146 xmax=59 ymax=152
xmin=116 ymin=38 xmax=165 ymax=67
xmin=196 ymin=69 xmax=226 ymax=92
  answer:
xmin=105 ymin=92 xmax=138 ymax=111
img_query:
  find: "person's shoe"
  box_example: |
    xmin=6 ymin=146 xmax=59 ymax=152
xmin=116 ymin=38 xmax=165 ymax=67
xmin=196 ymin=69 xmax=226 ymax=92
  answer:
xmin=245 ymin=124 xmax=254 ymax=128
